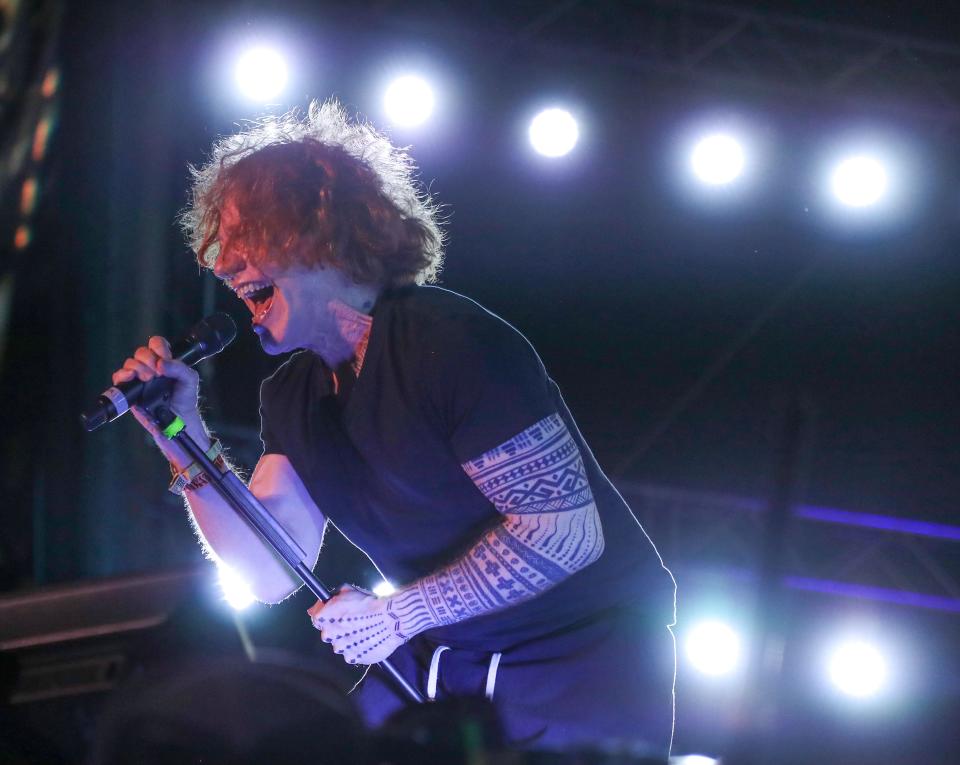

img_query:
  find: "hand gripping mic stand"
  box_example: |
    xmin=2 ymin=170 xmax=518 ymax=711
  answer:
xmin=134 ymin=376 xmax=424 ymax=705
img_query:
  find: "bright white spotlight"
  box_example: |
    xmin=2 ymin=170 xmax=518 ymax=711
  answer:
xmin=234 ymin=46 xmax=289 ymax=102
xmin=685 ymin=620 xmax=742 ymax=677
xmin=384 ymin=75 xmax=435 ymax=127
xmin=529 ymin=108 xmax=579 ymax=158
xmin=830 ymin=155 xmax=888 ymax=208
xmin=372 ymin=580 xmax=396 ymax=597
xmin=828 ymin=639 xmax=888 ymax=698
xmin=690 ymin=133 xmax=745 ymax=186
xmin=218 ymin=563 xmax=256 ymax=611
xmin=671 ymin=757 xmax=720 ymax=765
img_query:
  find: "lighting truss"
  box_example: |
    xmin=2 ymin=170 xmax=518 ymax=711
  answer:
xmin=363 ymin=0 xmax=960 ymax=130
xmin=622 ymin=480 xmax=960 ymax=614
xmin=513 ymin=0 xmax=960 ymax=128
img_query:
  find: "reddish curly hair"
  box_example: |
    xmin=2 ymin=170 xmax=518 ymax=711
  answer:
xmin=181 ymin=101 xmax=444 ymax=287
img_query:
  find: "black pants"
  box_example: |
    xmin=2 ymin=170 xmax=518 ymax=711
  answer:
xmin=353 ymin=607 xmax=676 ymax=756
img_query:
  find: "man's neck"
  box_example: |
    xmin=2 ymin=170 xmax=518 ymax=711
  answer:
xmin=329 ymin=298 xmax=374 ymax=375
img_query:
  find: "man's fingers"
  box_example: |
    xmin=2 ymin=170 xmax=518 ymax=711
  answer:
xmin=133 ymin=346 xmax=161 ymax=370
xmin=308 ymin=598 xmax=340 ymax=631
xmin=156 ymin=357 xmax=198 ymax=384
xmin=134 ymin=345 xmax=197 ymax=384
xmin=334 ymin=583 xmax=371 ymax=600
xmin=112 ymin=368 xmax=136 ymax=384
xmin=307 ymin=599 xmax=325 ymax=623
xmin=121 ymin=358 xmax=158 ymax=382
xmin=148 ymin=336 xmax=173 ymax=360
xmin=111 ymin=340 xmax=175 ymax=387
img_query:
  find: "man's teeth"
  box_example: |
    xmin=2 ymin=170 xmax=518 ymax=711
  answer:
xmin=235 ymin=281 xmax=273 ymax=299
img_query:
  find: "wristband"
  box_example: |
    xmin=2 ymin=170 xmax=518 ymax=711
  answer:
xmin=182 ymin=454 xmax=227 ymax=493
xmin=168 ymin=439 xmax=224 ymax=496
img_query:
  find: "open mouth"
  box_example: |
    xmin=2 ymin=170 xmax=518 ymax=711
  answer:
xmin=238 ymin=283 xmax=276 ymax=324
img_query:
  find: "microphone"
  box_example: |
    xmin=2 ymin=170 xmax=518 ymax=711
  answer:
xmin=81 ymin=313 xmax=237 ymax=432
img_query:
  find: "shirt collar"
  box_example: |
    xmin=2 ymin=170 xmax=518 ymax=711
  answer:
xmin=329 ymin=299 xmax=373 ymax=376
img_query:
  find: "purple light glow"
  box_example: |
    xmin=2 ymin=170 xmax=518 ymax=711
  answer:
xmin=785 ymin=576 xmax=960 ymax=613
xmin=794 ymin=505 xmax=960 ymax=542
xmin=626 ymin=482 xmax=960 ymax=543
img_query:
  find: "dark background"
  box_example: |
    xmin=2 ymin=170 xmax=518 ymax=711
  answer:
xmin=3 ymin=0 xmax=956 ymax=579
xmin=0 ymin=1 xmax=958 ymax=762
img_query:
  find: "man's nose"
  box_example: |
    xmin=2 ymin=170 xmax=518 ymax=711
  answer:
xmin=213 ymin=244 xmax=246 ymax=280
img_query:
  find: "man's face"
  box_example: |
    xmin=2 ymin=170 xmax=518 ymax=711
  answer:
xmin=214 ymin=200 xmax=349 ymax=355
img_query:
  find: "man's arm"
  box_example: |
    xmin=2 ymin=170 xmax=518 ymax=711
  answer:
xmin=184 ymin=450 xmax=327 ymax=604
xmin=310 ymin=414 xmax=604 ymax=663
xmin=114 ymin=335 xmax=325 ymax=605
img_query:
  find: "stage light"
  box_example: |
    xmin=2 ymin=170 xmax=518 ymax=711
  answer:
xmin=372 ymin=580 xmax=396 ymax=597
xmin=234 ymin=46 xmax=288 ymax=102
xmin=830 ymin=155 xmax=888 ymax=208
xmin=384 ymin=75 xmax=435 ymax=127
xmin=218 ymin=563 xmax=256 ymax=611
xmin=671 ymin=757 xmax=720 ymax=765
xmin=529 ymin=108 xmax=579 ymax=158
xmin=690 ymin=133 xmax=745 ymax=186
xmin=827 ymin=639 xmax=888 ymax=698
xmin=685 ymin=620 xmax=742 ymax=677
xmin=13 ymin=224 xmax=31 ymax=251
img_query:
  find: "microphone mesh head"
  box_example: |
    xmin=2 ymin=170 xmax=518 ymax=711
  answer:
xmin=181 ymin=313 xmax=238 ymax=364
xmin=198 ymin=312 xmax=238 ymax=352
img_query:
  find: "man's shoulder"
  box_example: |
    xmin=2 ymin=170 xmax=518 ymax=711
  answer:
xmin=383 ymin=285 xmax=522 ymax=347
xmin=384 ymin=286 xmax=543 ymax=384
xmin=383 ymin=285 xmax=492 ymax=323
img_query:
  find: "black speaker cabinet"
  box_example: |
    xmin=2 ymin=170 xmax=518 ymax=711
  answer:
xmin=0 ymin=568 xmax=245 ymax=763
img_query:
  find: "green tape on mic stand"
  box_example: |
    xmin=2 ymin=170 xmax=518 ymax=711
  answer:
xmin=162 ymin=416 xmax=185 ymax=439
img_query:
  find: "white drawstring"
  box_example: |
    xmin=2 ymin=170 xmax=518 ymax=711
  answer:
xmin=485 ymin=652 xmax=503 ymax=701
xmin=426 ymin=645 xmax=451 ymax=701
xmin=425 ymin=645 xmax=503 ymax=702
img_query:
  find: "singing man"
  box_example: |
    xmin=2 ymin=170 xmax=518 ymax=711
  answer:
xmin=112 ymin=100 xmax=676 ymax=754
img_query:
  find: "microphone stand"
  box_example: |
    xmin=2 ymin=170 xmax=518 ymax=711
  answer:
xmin=136 ymin=377 xmax=424 ymax=705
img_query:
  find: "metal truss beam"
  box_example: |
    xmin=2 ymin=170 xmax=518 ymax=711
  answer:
xmin=363 ymin=0 xmax=960 ymax=129
xmin=620 ymin=480 xmax=960 ymax=613
xmin=509 ymin=0 xmax=960 ymax=126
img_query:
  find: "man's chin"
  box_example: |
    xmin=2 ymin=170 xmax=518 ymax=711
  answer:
xmin=254 ymin=325 xmax=287 ymax=355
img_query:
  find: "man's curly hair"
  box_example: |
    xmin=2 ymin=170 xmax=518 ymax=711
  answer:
xmin=179 ymin=100 xmax=444 ymax=287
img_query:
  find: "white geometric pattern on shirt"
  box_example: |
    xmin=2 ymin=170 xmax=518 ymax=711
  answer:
xmin=388 ymin=414 xmax=604 ymax=634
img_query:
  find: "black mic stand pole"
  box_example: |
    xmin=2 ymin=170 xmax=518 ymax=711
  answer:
xmin=137 ymin=377 xmax=424 ymax=705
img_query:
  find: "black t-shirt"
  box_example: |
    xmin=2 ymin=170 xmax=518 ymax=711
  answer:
xmin=260 ymin=285 xmax=675 ymax=650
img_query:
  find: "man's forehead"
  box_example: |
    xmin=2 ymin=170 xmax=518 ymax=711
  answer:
xmin=219 ymin=197 xmax=241 ymax=227
xmin=215 ymin=200 xmax=248 ymax=247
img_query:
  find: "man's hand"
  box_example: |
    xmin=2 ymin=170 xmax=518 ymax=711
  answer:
xmin=308 ymin=585 xmax=409 ymax=665
xmin=111 ymin=336 xmax=205 ymax=466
